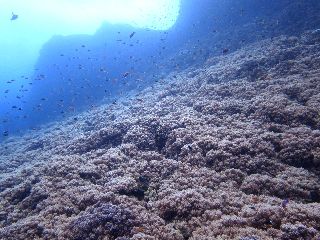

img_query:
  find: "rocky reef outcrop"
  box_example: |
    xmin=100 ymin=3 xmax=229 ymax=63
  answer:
xmin=0 ymin=30 xmax=320 ymax=239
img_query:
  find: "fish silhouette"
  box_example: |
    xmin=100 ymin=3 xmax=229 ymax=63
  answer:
xmin=11 ymin=12 xmax=18 ymax=21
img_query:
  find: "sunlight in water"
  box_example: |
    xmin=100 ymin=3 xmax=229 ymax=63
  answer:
xmin=0 ymin=0 xmax=180 ymax=92
xmin=0 ymin=0 xmax=180 ymax=35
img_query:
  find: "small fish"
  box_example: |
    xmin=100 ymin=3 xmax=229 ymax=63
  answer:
xmin=129 ymin=32 xmax=136 ymax=38
xmin=11 ymin=12 xmax=18 ymax=21
xmin=281 ymin=199 xmax=289 ymax=208
xmin=123 ymin=72 xmax=130 ymax=78
xmin=223 ymin=48 xmax=229 ymax=54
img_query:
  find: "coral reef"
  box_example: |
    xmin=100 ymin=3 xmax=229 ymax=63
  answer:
xmin=0 ymin=31 xmax=320 ymax=239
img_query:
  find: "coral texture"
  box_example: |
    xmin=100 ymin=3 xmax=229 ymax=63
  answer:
xmin=0 ymin=31 xmax=320 ymax=240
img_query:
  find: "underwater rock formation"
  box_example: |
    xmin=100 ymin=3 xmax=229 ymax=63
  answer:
xmin=0 ymin=31 xmax=320 ymax=239
xmin=21 ymin=0 xmax=320 ymax=133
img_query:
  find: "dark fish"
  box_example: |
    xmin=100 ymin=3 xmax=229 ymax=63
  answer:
xmin=123 ymin=72 xmax=130 ymax=78
xmin=129 ymin=32 xmax=136 ymax=38
xmin=223 ymin=48 xmax=229 ymax=54
xmin=11 ymin=12 xmax=18 ymax=21
xmin=281 ymin=199 xmax=289 ymax=208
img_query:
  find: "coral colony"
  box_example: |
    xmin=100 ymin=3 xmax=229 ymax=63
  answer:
xmin=0 ymin=1 xmax=320 ymax=239
xmin=0 ymin=31 xmax=319 ymax=240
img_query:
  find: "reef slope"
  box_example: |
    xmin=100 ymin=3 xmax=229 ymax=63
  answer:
xmin=0 ymin=31 xmax=320 ymax=239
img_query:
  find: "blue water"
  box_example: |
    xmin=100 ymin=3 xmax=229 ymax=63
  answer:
xmin=1 ymin=0 xmax=320 ymax=141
